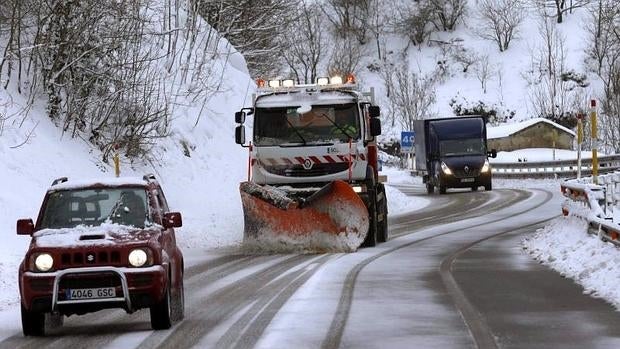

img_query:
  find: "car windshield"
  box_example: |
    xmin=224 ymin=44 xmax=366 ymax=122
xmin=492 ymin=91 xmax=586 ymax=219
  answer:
xmin=440 ymin=138 xmax=486 ymax=157
xmin=254 ymin=103 xmax=360 ymax=146
xmin=39 ymin=187 xmax=150 ymax=229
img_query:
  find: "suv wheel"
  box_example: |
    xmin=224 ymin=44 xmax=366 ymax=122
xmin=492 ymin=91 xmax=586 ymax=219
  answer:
xmin=150 ymin=282 xmax=172 ymax=330
xmin=170 ymin=274 xmax=185 ymax=322
xmin=21 ymin=303 xmax=45 ymax=336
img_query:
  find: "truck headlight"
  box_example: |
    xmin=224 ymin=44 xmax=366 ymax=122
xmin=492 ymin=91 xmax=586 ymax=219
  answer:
xmin=441 ymin=162 xmax=453 ymax=175
xmin=128 ymin=249 xmax=149 ymax=267
xmin=481 ymin=160 xmax=490 ymax=173
xmin=351 ymin=185 xmax=366 ymax=193
xmin=34 ymin=253 xmax=54 ymax=272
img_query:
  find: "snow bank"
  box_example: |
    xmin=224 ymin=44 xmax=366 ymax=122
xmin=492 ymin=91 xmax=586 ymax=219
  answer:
xmin=523 ymin=216 xmax=620 ymax=309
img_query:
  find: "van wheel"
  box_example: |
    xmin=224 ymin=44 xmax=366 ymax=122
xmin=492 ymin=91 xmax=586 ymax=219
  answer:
xmin=471 ymin=186 xmax=478 ymax=192
xmin=150 ymin=282 xmax=172 ymax=330
xmin=485 ymin=182 xmax=492 ymax=191
xmin=439 ymin=185 xmax=447 ymax=195
xmin=21 ymin=303 xmax=45 ymax=336
xmin=426 ymin=183 xmax=434 ymax=194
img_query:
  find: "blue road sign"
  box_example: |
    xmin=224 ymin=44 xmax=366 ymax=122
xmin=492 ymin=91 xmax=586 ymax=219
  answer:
xmin=401 ymin=131 xmax=415 ymax=153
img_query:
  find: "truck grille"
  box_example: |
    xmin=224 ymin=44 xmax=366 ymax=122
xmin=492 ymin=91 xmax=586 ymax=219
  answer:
xmin=453 ymin=167 xmax=481 ymax=178
xmin=264 ymin=163 xmax=350 ymax=177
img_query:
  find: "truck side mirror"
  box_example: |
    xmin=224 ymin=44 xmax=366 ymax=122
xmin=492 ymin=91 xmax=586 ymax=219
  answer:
xmin=369 ymin=106 xmax=380 ymax=118
xmin=235 ymin=111 xmax=246 ymax=124
xmin=488 ymin=149 xmax=497 ymax=158
xmin=17 ymin=219 xmax=34 ymax=235
xmin=235 ymin=125 xmax=246 ymax=145
xmin=163 ymin=212 xmax=182 ymax=229
xmin=370 ymin=118 xmax=381 ymax=136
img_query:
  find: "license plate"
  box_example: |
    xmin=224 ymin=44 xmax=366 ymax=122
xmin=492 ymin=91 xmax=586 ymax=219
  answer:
xmin=67 ymin=287 xmax=116 ymax=300
xmin=461 ymin=178 xmax=475 ymax=183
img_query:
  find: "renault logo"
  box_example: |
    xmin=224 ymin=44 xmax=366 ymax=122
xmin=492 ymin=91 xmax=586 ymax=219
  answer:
xmin=464 ymin=165 xmax=470 ymax=173
xmin=303 ymin=159 xmax=313 ymax=170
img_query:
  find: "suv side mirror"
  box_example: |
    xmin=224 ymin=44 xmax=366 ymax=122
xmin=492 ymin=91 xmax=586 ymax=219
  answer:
xmin=370 ymin=118 xmax=381 ymax=136
xmin=369 ymin=106 xmax=380 ymax=118
xmin=163 ymin=212 xmax=182 ymax=229
xmin=17 ymin=219 xmax=34 ymax=235
xmin=235 ymin=125 xmax=246 ymax=145
xmin=488 ymin=149 xmax=497 ymax=158
xmin=235 ymin=111 xmax=246 ymax=124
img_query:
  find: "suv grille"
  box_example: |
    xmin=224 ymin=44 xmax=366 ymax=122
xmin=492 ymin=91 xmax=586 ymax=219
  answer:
xmin=60 ymin=250 xmax=122 ymax=267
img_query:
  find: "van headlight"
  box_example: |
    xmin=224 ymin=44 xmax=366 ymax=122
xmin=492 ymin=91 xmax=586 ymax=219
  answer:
xmin=441 ymin=162 xmax=453 ymax=175
xmin=481 ymin=160 xmax=490 ymax=173
xmin=128 ymin=249 xmax=150 ymax=267
xmin=34 ymin=253 xmax=54 ymax=272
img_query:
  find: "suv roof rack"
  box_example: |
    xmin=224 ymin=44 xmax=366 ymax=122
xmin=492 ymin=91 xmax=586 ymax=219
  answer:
xmin=51 ymin=177 xmax=68 ymax=186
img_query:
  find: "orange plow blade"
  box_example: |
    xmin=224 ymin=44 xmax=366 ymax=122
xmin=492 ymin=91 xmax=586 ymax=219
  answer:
xmin=240 ymin=180 xmax=369 ymax=252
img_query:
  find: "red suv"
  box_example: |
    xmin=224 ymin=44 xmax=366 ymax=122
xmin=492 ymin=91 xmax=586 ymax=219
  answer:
xmin=17 ymin=174 xmax=184 ymax=336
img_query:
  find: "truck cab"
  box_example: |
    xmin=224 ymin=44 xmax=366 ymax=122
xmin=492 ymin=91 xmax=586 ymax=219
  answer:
xmin=234 ymin=76 xmax=389 ymax=247
xmin=414 ymin=116 xmax=497 ymax=194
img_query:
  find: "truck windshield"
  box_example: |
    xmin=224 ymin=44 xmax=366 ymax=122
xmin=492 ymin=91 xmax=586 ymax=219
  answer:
xmin=39 ymin=188 xmax=151 ymax=229
xmin=440 ymin=139 xmax=486 ymax=157
xmin=254 ymin=103 xmax=360 ymax=146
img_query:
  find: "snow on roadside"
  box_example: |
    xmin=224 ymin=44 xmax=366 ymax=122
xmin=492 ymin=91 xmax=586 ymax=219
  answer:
xmin=523 ymin=216 xmax=620 ymax=309
xmin=381 ymin=166 xmax=429 ymax=215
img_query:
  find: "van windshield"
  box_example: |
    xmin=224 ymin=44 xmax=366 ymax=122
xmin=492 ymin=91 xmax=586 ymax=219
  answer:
xmin=40 ymin=188 xmax=150 ymax=229
xmin=254 ymin=103 xmax=360 ymax=146
xmin=440 ymin=139 xmax=486 ymax=157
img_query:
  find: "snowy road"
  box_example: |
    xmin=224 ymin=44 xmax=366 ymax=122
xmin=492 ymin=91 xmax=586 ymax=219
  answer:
xmin=2 ymin=185 xmax=620 ymax=348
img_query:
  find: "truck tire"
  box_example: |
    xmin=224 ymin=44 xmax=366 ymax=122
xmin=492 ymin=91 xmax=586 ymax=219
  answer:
xmin=361 ymin=166 xmax=378 ymax=247
xmin=376 ymin=183 xmax=389 ymax=243
xmin=485 ymin=181 xmax=492 ymax=191
xmin=21 ymin=304 xmax=45 ymax=336
xmin=426 ymin=183 xmax=434 ymax=194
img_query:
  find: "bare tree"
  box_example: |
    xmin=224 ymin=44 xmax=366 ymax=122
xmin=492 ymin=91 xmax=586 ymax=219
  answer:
xmin=524 ymin=16 xmax=588 ymax=128
xmin=281 ymin=1 xmax=326 ymax=84
xmin=474 ymin=54 xmax=497 ymax=94
xmin=428 ymin=0 xmax=467 ymax=31
xmin=381 ymin=62 xmax=438 ymax=131
xmin=476 ymin=0 xmax=526 ymax=52
xmin=320 ymin=0 xmax=372 ymax=44
xmin=394 ymin=0 xmax=436 ymax=47
xmin=195 ymin=0 xmax=296 ymax=77
xmin=530 ymin=0 xmax=592 ymax=23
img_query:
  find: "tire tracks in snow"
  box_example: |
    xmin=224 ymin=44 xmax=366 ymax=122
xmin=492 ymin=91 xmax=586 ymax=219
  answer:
xmin=321 ymin=189 xmax=553 ymax=349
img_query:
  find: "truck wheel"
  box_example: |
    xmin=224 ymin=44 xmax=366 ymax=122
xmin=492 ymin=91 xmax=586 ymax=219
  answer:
xmin=361 ymin=188 xmax=378 ymax=248
xmin=376 ymin=184 xmax=388 ymax=243
xmin=426 ymin=183 xmax=434 ymax=194
xmin=485 ymin=182 xmax=492 ymax=191
xmin=150 ymin=281 xmax=173 ymax=330
xmin=21 ymin=303 xmax=45 ymax=336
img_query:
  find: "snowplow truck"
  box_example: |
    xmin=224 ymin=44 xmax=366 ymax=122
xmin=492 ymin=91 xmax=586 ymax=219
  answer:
xmin=234 ymin=76 xmax=388 ymax=252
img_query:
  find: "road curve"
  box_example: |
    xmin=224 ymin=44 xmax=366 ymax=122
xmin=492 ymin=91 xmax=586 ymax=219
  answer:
xmin=3 ymin=184 xmax=619 ymax=349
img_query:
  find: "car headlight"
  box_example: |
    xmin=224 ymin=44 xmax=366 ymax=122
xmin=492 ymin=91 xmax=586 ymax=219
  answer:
xmin=128 ymin=249 xmax=149 ymax=267
xmin=481 ymin=160 xmax=490 ymax=173
xmin=34 ymin=253 xmax=54 ymax=272
xmin=441 ymin=162 xmax=453 ymax=175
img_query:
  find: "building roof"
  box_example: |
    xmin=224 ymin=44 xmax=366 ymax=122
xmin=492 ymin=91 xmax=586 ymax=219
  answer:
xmin=488 ymin=118 xmax=576 ymax=139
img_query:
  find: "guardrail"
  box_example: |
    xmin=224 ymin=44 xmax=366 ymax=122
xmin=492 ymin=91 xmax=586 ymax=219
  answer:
xmin=561 ymin=172 xmax=620 ymax=246
xmin=492 ymin=154 xmax=620 ymax=179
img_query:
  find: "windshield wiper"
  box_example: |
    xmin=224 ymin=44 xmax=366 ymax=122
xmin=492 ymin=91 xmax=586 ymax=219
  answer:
xmin=285 ymin=117 xmax=307 ymax=145
xmin=318 ymin=112 xmax=354 ymax=140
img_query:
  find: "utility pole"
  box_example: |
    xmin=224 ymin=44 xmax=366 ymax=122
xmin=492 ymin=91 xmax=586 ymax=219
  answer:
xmin=577 ymin=113 xmax=584 ymax=179
xmin=591 ymin=99 xmax=599 ymax=184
